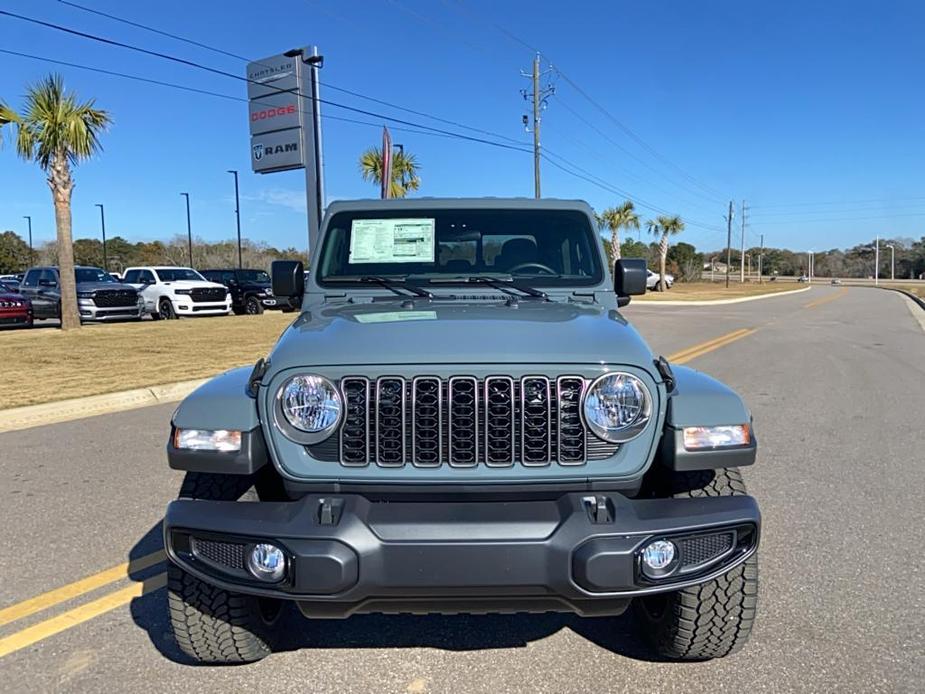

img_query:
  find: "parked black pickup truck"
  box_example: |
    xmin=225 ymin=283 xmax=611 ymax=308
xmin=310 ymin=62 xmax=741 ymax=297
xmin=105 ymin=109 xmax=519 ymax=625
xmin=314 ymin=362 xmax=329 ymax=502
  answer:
xmin=200 ymin=268 xmax=292 ymax=315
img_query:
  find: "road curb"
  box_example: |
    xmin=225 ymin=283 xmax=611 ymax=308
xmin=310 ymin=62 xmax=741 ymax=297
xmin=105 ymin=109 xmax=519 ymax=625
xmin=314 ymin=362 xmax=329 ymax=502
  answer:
xmin=632 ymin=285 xmax=812 ymax=306
xmin=879 ymin=286 xmax=925 ymax=311
xmin=0 ymin=378 xmax=208 ymax=434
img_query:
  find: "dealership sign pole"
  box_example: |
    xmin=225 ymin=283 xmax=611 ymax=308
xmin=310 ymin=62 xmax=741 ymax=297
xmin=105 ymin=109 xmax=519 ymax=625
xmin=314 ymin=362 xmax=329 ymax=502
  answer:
xmin=246 ymin=47 xmax=324 ymax=253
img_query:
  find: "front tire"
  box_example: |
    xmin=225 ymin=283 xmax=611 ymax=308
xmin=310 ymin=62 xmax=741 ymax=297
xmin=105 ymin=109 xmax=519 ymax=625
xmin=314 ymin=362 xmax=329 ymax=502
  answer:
xmin=245 ymin=296 xmax=264 ymax=315
xmin=167 ymin=472 xmax=283 ymax=664
xmin=635 ymin=468 xmax=759 ymax=660
xmin=157 ymin=298 xmax=177 ymax=320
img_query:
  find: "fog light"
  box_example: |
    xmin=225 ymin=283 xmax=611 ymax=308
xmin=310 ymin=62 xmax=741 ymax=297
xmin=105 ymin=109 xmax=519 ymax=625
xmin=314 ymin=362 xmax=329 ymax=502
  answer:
xmin=641 ymin=540 xmax=677 ymax=579
xmin=247 ymin=543 xmax=286 ymax=582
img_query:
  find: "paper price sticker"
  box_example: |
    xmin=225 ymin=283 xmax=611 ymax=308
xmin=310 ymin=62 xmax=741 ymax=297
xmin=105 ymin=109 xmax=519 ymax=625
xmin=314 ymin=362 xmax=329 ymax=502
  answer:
xmin=349 ymin=218 xmax=435 ymax=264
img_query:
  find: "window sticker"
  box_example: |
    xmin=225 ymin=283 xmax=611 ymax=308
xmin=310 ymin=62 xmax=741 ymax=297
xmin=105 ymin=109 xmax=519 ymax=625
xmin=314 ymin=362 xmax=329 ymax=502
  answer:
xmin=349 ymin=218 xmax=435 ymax=264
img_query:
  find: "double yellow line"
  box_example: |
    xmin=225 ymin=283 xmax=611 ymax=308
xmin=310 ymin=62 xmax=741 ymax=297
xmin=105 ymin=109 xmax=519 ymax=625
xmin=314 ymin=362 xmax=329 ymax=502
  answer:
xmin=0 ymin=550 xmax=166 ymax=658
xmin=668 ymin=327 xmax=757 ymax=365
xmin=0 ymin=327 xmax=760 ymax=659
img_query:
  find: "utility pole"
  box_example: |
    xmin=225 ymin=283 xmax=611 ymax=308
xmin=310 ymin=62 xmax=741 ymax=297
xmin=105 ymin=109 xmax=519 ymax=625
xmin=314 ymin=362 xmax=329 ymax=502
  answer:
xmin=180 ymin=193 xmax=193 ymax=268
xmin=725 ymin=200 xmax=734 ymax=288
xmin=227 ymin=170 xmax=243 ymax=269
xmin=23 ymin=215 xmax=33 ymax=266
xmin=758 ymin=233 xmax=764 ymax=284
xmin=521 ymin=54 xmax=554 ymax=198
xmin=95 ymin=204 xmax=108 ymax=272
xmin=740 ymin=200 xmax=747 ymax=283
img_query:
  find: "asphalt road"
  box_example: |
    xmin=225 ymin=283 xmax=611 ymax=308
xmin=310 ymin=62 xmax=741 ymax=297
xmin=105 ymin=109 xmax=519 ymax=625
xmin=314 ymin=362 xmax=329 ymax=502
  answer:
xmin=1 ymin=286 xmax=923 ymax=693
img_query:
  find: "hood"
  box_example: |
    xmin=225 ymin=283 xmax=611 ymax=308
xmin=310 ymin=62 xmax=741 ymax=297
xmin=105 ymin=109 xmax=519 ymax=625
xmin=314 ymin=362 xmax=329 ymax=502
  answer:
xmin=268 ymin=299 xmax=654 ymax=369
xmin=162 ymin=280 xmax=227 ymax=290
xmin=76 ymin=281 xmax=138 ymax=293
xmin=0 ymin=291 xmax=27 ymax=302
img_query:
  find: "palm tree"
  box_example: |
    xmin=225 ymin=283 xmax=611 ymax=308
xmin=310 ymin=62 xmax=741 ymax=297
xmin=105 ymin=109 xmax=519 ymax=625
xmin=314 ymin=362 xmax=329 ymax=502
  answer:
xmin=359 ymin=146 xmax=421 ymax=199
xmin=598 ymin=201 xmax=640 ymax=265
xmin=0 ymin=74 xmax=111 ymax=329
xmin=647 ymin=214 xmax=685 ymax=291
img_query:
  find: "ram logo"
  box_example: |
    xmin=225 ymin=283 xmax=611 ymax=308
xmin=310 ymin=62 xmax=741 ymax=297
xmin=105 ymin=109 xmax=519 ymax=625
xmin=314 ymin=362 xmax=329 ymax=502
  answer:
xmin=253 ymin=143 xmax=264 ymax=161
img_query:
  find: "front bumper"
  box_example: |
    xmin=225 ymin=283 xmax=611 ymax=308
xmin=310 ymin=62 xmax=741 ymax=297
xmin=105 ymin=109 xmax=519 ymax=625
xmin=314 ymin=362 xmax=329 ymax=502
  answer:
xmin=78 ymin=302 xmax=144 ymax=321
xmin=172 ymin=300 xmax=232 ymax=316
xmin=0 ymin=309 xmax=32 ymax=326
xmin=164 ymin=491 xmax=759 ymax=618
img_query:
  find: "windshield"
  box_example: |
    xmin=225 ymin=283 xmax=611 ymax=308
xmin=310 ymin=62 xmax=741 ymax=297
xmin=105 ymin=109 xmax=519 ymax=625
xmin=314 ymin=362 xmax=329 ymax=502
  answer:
xmin=238 ymin=270 xmax=271 ymax=283
xmin=317 ymin=208 xmax=603 ymax=287
xmin=74 ymin=268 xmax=116 ymax=283
xmin=156 ymin=268 xmax=205 ymax=282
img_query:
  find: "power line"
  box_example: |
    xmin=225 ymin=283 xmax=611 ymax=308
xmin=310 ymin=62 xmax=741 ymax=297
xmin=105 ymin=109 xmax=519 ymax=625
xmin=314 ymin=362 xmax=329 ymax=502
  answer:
xmin=449 ymin=0 xmax=727 ymax=202
xmin=0 ymin=10 xmax=534 ymax=154
xmin=750 ymin=196 xmax=925 ymax=209
xmin=46 ymin=3 xmax=530 ymax=147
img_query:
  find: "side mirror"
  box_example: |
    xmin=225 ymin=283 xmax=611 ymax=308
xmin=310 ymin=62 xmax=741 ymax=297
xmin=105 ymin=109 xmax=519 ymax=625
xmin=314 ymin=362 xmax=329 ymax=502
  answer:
xmin=272 ymin=260 xmax=305 ymax=300
xmin=614 ymin=258 xmax=647 ymax=306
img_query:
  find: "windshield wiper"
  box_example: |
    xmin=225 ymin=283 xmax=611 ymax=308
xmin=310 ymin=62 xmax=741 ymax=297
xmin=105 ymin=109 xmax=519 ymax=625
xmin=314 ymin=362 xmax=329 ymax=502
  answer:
xmin=464 ymin=276 xmax=548 ymax=301
xmin=327 ymin=275 xmax=433 ymax=299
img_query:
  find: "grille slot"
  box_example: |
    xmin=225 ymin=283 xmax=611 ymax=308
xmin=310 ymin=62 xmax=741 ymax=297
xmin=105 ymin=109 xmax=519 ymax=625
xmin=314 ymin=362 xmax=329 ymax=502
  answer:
xmin=412 ymin=377 xmax=442 ymax=467
xmin=333 ymin=375 xmax=619 ymax=468
xmin=521 ymin=377 xmax=552 ymax=466
xmin=340 ymin=377 xmax=370 ymax=466
xmin=375 ymin=377 xmax=406 ymax=466
xmin=448 ymin=377 xmax=479 ymax=467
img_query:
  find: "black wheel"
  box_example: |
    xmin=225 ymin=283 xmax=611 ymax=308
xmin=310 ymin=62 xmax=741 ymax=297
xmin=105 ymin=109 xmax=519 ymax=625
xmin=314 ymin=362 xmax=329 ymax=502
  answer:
xmin=245 ymin=296 xmax=264 ymax=315
xmin=635 ymin=468 xmax=759 ymax=660
xmin=157 ymin=298 xmax=177 ymax=320
xmin=167 ymin=472 xmax=284 ymax=664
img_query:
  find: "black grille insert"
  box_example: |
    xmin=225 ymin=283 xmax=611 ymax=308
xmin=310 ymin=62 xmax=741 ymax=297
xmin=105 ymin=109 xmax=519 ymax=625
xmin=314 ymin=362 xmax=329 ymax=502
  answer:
xmin=412 ymin=377 xmax=442 ymax=466
xmin=449 ymin=377 xmax=478 ymax=466
xmin=341 ymin=378 xmax=370 ymax=466
xmin=92 ymin=289 xmax=138 ymax=307
xmin=678 ymin=532 xmax=735 ymax=571
xmin=375 ymin=377 xmax=405 ymax=466
xmin=556 ymin=377 xmax=586 ymax=464
xmin=191 ymin=537 xmax=245 ymax=570
xmin=191 ymin=287 xmax=227 ymax=303
xmin=485 ymin=377 xmax=515 ymax=466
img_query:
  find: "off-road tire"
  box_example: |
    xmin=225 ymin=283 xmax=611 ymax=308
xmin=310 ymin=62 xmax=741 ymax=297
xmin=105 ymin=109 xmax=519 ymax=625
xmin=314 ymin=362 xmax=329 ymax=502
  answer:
xmin=245 ymin=296 xmax=264 ymax=315
xmin=635 ymin=468 xmax=759 ymax=660
xmin=168 ymin=471 xmax=282 ymax=663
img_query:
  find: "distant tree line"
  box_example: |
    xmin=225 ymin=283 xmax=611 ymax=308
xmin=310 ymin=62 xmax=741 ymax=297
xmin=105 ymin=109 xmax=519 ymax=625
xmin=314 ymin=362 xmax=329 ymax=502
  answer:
xmin=0 ymin=230 xmax=305 ymax=274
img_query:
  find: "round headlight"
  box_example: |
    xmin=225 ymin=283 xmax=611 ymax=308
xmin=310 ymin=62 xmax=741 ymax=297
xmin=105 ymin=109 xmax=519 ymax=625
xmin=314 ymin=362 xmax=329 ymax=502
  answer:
xmin=583 ymin=372 xmax=652 ymax=443
xmin=279 ymin=374 xmax=342 ymax=434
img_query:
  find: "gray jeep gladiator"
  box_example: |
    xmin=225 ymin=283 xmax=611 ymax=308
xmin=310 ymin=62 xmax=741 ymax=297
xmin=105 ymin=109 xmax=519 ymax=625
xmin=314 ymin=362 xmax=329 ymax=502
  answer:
xmin=164 ymin=198 xmax=759 ymax=664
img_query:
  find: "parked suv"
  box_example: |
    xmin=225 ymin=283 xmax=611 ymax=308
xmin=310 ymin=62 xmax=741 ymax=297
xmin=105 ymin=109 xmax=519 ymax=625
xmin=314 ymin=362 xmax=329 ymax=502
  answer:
xmin=19 ymin=266 xmax=144 ymax=322
xmin=164 ymin=199 xmax=760 ymax=664
xmin=123 ymin=266 xmax=231 ymax=320
xmin=200 ymin=268 xmax=283 ymax=315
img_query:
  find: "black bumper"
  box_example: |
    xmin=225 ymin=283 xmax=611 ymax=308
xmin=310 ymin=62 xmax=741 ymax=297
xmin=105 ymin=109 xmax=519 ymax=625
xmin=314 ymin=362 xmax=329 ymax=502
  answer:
xmin=164 ymin=492 xmax=759 ymax=619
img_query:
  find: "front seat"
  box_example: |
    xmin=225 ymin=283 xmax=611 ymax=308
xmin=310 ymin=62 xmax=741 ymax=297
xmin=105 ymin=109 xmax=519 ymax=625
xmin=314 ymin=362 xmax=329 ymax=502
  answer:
xmin=495 ymin=238 xmax=538 ymax=272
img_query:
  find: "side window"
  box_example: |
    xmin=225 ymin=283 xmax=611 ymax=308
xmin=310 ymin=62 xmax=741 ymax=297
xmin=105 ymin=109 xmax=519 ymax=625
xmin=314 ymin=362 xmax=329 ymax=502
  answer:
xmin=223 ymin=271 xmax=236 ymax=284
xmin=201 ymin=271 xmax=216 ymax=282
xmin=39 ymin=269 xmax=58 ymax=286
xmin=22 ymin=269 xmax=39 ymax=288
xmin=141 ymin=270 xmax=156 ymax=284
xmin=124 ymin=270 xmax=139 ymax=283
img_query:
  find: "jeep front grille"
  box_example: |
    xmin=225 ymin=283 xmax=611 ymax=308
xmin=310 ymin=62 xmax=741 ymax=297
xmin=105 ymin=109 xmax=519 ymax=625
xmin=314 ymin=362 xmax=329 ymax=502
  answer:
xmin=331 ymin=375 xmax=613 ymax=468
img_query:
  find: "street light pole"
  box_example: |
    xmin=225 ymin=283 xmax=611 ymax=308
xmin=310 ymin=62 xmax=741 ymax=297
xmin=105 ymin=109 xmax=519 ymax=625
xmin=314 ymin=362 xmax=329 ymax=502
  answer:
xmin=227 ymin=170 xmax=242 ymax=269
xmin=874 ymin=236 xmax=879 ymax=286
xmin=95 ymin=204 xmax=108 ymax=272
xmin=23 ymin=215 xmax=33 ymax=266
xmin=180 ymin=193 xmax=193 ymax=268
xmin=885 ymin=243 xmax=895 ymax=281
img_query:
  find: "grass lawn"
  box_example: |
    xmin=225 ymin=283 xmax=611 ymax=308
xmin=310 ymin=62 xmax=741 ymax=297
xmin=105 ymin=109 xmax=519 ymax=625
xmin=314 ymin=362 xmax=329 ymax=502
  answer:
xmin=0 ymin=312 xmax=295 ymax=409
xmin=635 ymin=281 xmax=807 ymax=302
xmin=892 ymin=283 xmax=925 ymax=300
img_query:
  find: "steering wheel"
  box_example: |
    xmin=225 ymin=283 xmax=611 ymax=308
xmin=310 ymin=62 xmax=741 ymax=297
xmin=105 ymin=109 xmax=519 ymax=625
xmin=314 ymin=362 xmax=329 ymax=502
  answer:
xmin=506 ymin=262 xmax=557 ymax=276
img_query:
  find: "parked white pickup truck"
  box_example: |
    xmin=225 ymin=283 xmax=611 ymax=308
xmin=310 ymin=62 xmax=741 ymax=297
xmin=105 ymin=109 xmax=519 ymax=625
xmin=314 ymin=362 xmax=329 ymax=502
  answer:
xmin=122 ymin=266 xmax=231 ymax=319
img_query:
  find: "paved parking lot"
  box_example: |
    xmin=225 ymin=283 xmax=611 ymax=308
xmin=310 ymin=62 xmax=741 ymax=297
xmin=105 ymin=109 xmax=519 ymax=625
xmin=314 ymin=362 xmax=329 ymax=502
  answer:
xmin=1 ymin=286 xmax=923 ymax=693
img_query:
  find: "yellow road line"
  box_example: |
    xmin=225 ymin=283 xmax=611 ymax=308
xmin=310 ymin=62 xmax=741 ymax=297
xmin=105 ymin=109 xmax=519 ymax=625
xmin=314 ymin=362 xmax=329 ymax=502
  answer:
xmin=804 ymin=288 xmax=848 ymax=309
xmin=0 ymin=573 xmax=167 ymax=659
xmin=668 ymin=328 xmax=757 ymax=364
xmin=0 ymin=550 xmax=165 ymax=628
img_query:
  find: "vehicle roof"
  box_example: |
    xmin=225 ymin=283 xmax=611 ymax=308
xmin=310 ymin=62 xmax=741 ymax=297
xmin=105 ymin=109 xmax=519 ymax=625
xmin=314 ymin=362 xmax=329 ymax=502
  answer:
xmin=126 ymin=266 xmax=196 ymax=270
xmin=25 ymin=265 xmax=105 ymax=271
xmin=200 ymin=268 xmax=266 ymax=272
xmin=324 ymin=197 xmax=595 ymax=216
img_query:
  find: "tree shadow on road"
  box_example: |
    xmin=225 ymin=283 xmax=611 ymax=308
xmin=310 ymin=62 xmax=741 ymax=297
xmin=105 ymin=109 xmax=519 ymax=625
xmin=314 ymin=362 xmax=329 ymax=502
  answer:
xmin=127 ymin=519 xmax=664 ymax=667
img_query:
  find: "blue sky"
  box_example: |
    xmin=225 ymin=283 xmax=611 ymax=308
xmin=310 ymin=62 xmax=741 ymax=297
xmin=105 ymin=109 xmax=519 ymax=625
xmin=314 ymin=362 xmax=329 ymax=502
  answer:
xmin=2 ymin=0 xmax=924 ymax=254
